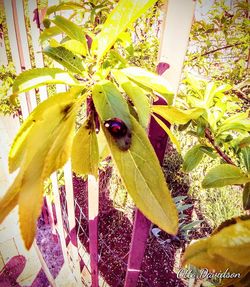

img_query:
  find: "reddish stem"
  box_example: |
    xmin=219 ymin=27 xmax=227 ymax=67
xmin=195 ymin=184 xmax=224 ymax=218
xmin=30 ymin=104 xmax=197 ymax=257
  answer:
xmin=205 ymin=128 xmax=236 ymax=165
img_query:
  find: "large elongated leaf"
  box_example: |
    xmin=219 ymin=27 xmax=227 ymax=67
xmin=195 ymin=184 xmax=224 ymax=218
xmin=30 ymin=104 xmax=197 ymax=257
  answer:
xmin=102 ymin=116 xmax=178 ymax=235
xmin=202 ymin=164 xmax=250 ymax=188
xmin=112 ymin=69 xmax=150 ymax=128
xmin=12 ymin=68 xmax=80 ymax=97
xmin=44 ymin=46 xmax=84 ymax=74
xmin=183 ymin=144 xmax=204 ymax=172
xmin=91 ymin=0 xmax=157 ymax=60
xmin=122 ymin=67 xmax=174 ymax=104
xmin=92 ymin=80 xmax=132 ymax=150
xmin=51 ymin=15 xmax=88 ymax=51
xmin=92 ymin=80 xmax=131 ymax=129
xmin=152 ymin=105 xmax=205 ymax=125
xmin=71 ymin=117 xmax=99 ymax=177
xmin=1 ymin=90 xmax=81 ymax=249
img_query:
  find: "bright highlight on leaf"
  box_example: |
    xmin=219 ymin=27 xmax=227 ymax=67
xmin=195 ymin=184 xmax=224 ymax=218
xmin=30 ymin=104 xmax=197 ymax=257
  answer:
xmin=12 ymin=68 xmax=80 ymax=98
xmin=91 ymin=0 xmax=158 ymax=61
xmin=102 ymin=116 xmax=178 ymax=235
xmin=0 ymin=90 xmax=82 ymax=249
xmin=152 ymin=105 xmax=205 ymax=125
xmin=121 ymin=67 xmax=174 ymax=104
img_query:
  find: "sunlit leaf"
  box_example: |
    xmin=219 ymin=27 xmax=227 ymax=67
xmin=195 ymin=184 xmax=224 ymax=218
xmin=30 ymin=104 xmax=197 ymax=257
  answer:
xmin=51 ymin=15 xmax=88 ymax=52
xmin=12 ymin=68 xmax=80 ymax=97
xmin=44 ymin=46 xmax=84 ymax=74
xmin=71 ymin=117 xmax=99 ymax=177
xmin=152 ymin=115 xmax=181 ymax=153
xmin=183 ymin=144 xmax=204 ymax=172
xmin=202 ymin=164 xmax=250 ymax=188
xmin=61 ymin=40 xmax=87 ymax=56
xmin=112 ymin=69 xmax=150 ymax=128
xmin=152 ymin=106 xmax=205 ymax=125
xmin=1 ymin=91 xmax=82 ymax=249
xmin=102 ymin=116 xmax=178 ymax=235
xmin=91 ymin=0 xmax=157 ymax=60
xmin=122 ymin=67 xmax=174 ymax=104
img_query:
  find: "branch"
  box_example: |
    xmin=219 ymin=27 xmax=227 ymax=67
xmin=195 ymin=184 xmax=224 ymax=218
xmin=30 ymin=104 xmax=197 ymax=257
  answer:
xmin=205 ymin=128 xmax=236 ymax=165
xmin=191 ymin=42 xmax=245 ymax=60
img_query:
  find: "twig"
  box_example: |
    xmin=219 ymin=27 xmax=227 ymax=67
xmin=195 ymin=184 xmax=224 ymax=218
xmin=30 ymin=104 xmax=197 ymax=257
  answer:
xmin=191 ymin=42 xmax=245 ymax=60
xmin=205 ymin=128 xmax=236 ymax=165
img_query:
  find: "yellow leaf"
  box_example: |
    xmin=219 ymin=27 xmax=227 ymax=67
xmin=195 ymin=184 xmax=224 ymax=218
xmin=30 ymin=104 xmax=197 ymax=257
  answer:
xmin=183 ymin=238 xmax=249 ymax=286
xmin=71 ymin=117 xmax=99 ymax=177
xmin=18 ymin=159 xmax=44 ymax=249
xmin=2 ymin=90 xmax=83 ymax=249
xmin=103 ymin=116 xmax=178 ymax=235
xmin=152 ymin=106 xmax=205 ymax=125
xmin=208 ymin=219 xmax=250 ymax=267
xmin=0 ymin=171 xmax=23 ymax=223
xmin=152 ymin=115 xmax=181 ymax=153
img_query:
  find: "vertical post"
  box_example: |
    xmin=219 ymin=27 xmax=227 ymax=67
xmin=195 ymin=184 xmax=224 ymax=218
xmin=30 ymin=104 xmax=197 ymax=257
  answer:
xmin=88 ymin=175 xmax=99 ymax=287
xmin=124 ymin=1 xmax=195 ymax=286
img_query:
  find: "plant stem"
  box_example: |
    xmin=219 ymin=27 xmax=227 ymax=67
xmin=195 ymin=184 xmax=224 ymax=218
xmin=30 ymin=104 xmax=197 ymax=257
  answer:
xmin=192 ymin=42 xmax=245 ymax=60
xmin=205 ymin=128 xmax=236 ymax=165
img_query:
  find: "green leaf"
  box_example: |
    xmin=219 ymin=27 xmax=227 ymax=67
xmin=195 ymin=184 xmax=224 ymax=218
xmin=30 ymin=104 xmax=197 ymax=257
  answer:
xmin=46 ymin=2 xmax=84 ymax=15
xmin=92 ymin=80 xmax=132 ymax=151
xmin=199 ymin=146 xmax=217 ymax=159
xmin=92 ymin=80 xmax=131 ymax=129
xmin=122 ymin=67 xmax=174 ymax=104
xmin=51 ymin=16 xmax=88 ymax=50
xmin=152 ymin=106 xmax=205 ymax=125
xmin=152 ymin=115 xmax=181 ymax=153
xmin=91 ymin=0 xmax=157 ymax=60
xmin=12 ymin=68 xmax=80 ymax=96
xmin=40 ymin=26 xmax=62 ymax=42
xmin=243 ymin=183 xmax=250 ymax=210
xmin=71 ymin=117 xmax=99 ymax=177
xmin=112 ymin=69 xmax=150 ymax=128
xmin=44 ymin=46 xmax=85 ymax=74
xmin=202 ymin=164 xmax=250 ymax=188
xmin=217 ymin=121 xmax=250 ymax=135
xmin=241 ymin=147 xmax=250 ymax=172
xmin=183 ymin=144 xmax=204 ymax=172
xmin=102 ymin=116 xmax=178 ymax=235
